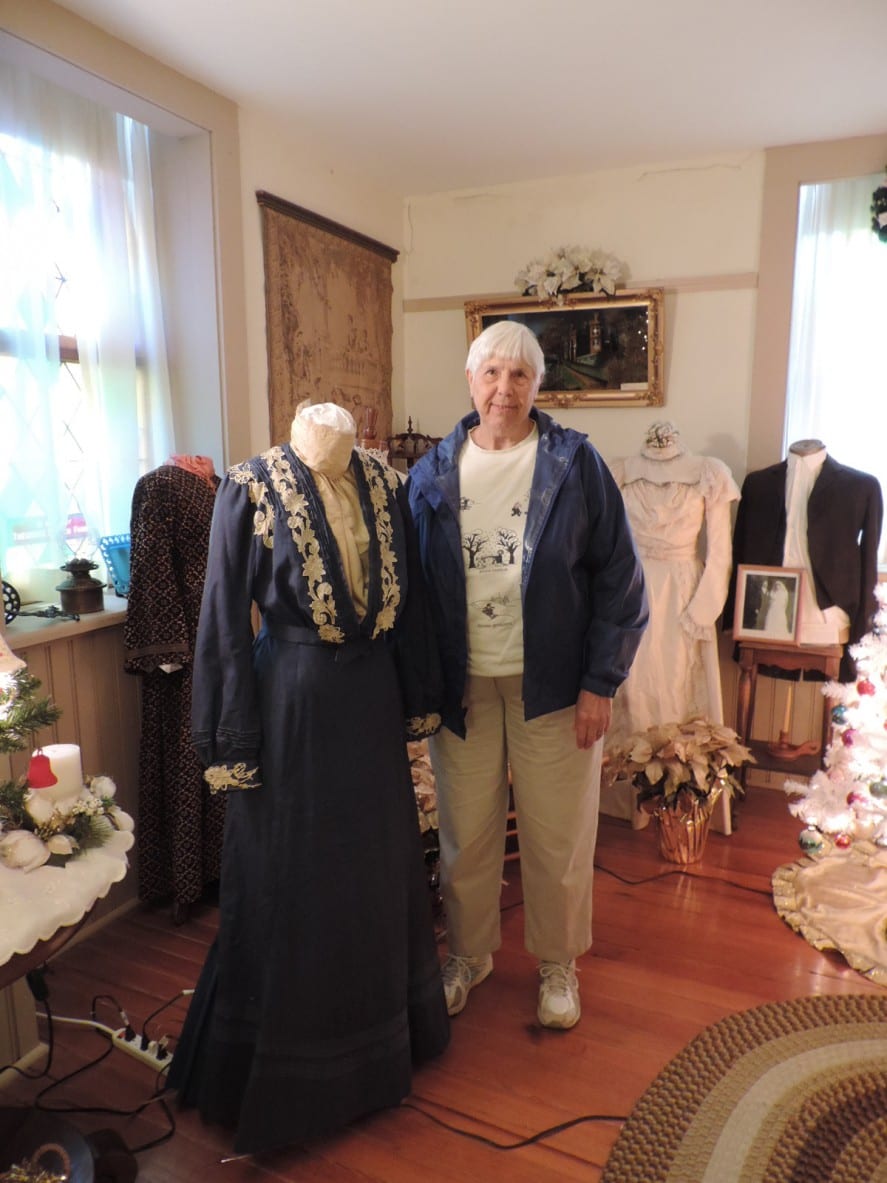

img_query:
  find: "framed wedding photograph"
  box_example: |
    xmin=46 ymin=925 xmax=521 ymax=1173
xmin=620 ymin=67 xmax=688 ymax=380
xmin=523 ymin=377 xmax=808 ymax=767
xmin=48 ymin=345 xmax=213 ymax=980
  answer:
xmin=733 ymin=565 xmax=804 ymax=643
xmin=464 ymin=287 xmax=664 ymax=409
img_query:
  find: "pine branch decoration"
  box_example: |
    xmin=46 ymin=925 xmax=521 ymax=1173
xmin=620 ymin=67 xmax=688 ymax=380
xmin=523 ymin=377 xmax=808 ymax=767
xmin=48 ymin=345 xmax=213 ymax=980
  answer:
xmin=0 ymin=669 xmax=62 ymax=755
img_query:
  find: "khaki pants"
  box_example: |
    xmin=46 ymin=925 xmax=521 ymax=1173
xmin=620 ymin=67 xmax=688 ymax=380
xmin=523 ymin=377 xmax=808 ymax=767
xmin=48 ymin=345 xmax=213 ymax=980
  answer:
xmin=429 ymin=674 xmax=602 ymax=964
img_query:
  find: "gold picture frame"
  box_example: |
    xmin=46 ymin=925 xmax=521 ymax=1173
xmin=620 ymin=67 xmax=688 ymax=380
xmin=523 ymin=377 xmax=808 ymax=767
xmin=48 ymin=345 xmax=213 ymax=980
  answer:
xmin=464 ymin=288 xmax=664 ymax=409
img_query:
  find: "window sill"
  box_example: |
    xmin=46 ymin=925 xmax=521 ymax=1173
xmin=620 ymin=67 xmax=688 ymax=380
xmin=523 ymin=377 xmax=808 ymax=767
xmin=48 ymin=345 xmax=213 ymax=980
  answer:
xmin=6 ymin=594 xmax=128 ymax=652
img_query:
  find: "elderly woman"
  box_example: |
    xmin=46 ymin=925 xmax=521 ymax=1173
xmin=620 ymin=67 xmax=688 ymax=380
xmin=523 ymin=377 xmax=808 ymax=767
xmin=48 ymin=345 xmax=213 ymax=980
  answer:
xmin=407 ymin=321 xmax=648 ymax=1029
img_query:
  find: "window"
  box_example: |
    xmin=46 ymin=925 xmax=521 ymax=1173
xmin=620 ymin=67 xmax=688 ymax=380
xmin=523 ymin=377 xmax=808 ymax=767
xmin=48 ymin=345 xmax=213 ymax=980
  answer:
xmin=0 ymin=61 xmax=173 ymax=603
xmin=783 ymin=172 xmax=887 ymax=556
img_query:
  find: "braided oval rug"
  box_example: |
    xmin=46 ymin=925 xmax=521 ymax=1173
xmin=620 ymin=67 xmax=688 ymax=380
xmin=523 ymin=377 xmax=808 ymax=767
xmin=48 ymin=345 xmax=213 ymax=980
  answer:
xmin=601 ymin=995 xmax=887 ymax=1183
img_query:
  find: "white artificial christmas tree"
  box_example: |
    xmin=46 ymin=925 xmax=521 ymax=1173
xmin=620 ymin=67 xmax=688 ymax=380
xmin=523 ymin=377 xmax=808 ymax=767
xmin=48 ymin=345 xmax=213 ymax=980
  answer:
xmin=784 ymin=582 xmax=887 ymax=855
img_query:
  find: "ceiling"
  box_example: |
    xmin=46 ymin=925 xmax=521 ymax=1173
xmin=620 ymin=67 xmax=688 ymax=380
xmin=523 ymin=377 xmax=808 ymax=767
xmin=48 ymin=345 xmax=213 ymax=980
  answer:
xmin=52 ymin=0 xmax=887 ymax=196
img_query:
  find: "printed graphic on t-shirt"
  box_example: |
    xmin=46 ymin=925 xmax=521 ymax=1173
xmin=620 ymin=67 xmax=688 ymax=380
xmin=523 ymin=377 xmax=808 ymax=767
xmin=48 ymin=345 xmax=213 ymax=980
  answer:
xmin=469 ymin=591 xmax=514 ymax=627
xmin=460 ymin=432 xmax=536 ymax=674
xmin=461 ymin=523 xmax=523 ymax=570
xmin=462 ymin=492 xmax=529 ymax=631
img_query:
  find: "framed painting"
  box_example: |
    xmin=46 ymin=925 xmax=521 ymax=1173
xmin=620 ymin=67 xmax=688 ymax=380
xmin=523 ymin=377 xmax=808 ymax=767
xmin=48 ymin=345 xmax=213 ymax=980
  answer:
xmin=733 ymin=565 xmax=804 ymax=643
xmin=464 ymin=288 xmax=664 ymax=409
xmin=257 ymin=191 xmax=398 ymax=445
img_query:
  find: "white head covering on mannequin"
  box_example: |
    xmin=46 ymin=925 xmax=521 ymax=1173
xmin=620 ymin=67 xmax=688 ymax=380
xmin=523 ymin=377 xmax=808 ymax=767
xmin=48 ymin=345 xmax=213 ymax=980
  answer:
xmin=642 ymin=420 xmax=687 ymax=461
xmin=290 ymin=401 xmax=357 ymax=478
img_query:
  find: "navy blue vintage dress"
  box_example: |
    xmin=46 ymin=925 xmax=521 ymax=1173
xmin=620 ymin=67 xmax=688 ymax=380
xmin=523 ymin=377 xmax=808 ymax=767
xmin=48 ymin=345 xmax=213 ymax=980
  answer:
xmin=168 ymin=443 xmax=448 ymax=1154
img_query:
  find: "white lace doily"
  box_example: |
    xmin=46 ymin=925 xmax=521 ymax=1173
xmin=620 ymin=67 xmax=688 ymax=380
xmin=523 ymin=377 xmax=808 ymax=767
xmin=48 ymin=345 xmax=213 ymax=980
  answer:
xmin=0 ymin=825 xmax=134 ymax=968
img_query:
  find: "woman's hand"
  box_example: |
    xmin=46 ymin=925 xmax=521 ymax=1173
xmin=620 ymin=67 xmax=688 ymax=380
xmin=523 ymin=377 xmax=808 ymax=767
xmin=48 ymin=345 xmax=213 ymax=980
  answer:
xmin=574 ymin=690 xmax=612 ymax=749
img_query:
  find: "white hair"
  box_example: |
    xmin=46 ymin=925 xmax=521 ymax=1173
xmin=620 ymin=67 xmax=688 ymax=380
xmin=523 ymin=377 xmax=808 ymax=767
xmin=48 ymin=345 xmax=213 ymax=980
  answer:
xmin=466 ymin=321 xmax=545 ymax=385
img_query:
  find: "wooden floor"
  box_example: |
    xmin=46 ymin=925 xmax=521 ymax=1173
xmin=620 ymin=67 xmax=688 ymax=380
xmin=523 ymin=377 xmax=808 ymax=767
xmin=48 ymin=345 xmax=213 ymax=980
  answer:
xmin=2 ymin=787 xmax=883 ymax=1181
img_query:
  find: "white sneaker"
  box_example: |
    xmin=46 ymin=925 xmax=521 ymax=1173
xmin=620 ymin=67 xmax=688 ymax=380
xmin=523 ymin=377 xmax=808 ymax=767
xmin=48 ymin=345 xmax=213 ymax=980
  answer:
xmin=537 ymin=960 xmax=580 ymax=1029
xmin=441 ymin=953 xmax=493 ymax=1016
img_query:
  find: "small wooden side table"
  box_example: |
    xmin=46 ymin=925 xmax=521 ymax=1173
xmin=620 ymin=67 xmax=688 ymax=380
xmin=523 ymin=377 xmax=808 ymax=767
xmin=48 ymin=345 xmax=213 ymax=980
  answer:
xmin=736 ymin=640 xmax=843 ymax=784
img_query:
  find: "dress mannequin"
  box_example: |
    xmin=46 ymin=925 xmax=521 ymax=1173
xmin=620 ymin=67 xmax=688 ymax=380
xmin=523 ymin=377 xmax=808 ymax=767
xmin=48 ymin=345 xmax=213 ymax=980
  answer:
xmin=604 ymin=422 xmax=739 ymax=833
xmin=124 ymin=455 xmax=223 ymax=920
xmin=728 ymin=442 xmax=882 ymax=679
xmin=168 ymin=401 xmax=447 ymax=1156
xmin=789 ymin=439 xmax=826 ymax=457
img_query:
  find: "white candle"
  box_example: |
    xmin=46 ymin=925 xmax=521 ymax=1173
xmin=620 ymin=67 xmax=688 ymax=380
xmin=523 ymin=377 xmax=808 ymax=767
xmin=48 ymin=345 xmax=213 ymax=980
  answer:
xmin=29 ymin=743 xmax=84 ymax=804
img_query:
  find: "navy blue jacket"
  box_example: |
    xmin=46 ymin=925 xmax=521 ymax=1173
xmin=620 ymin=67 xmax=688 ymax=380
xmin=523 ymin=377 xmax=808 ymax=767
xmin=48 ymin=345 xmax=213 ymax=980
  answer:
xmin=407 ymin=407 xmax=649 ymax=738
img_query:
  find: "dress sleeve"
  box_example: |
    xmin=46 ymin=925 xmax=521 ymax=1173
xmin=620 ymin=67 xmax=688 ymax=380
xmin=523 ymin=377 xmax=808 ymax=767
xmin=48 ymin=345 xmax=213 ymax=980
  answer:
xmin=682 ymin=457 xmax=741 ymax=635
xmin=391 ymin=480 xmax=443 ymax=739
xmin=124 ymin=472 xmax=190 ymax=673
xmin=191 ymin=469 xmax=264 ymax=792
xmin=848 ymin=476 xmax=884 ymax=663
xmin=682 ymin=498 xmax=735 ymax=636
xmin=579 ymin=446 xmax=649 ymax=698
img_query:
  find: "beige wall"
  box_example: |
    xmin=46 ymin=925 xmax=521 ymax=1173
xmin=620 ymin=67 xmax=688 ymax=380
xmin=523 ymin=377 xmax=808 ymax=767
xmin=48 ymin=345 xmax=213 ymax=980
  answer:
xmin=235 ymin=106 xmax=404 ymax=456
xmin=400 ymin=155 xmax=764 ymax=479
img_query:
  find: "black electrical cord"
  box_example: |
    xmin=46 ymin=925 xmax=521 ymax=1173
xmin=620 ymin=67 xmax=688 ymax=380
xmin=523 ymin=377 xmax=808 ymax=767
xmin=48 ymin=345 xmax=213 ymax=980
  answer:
xmin=138 ymin=987 xmax=192 ymax=1047
xmin=0 ymin=968 xmax=58 ymax=1081
xmin=126 ymin=1099 xmax=176 ymax=1154
xmin=90 ymin=991 xmax=136 ymax=1040
xmin=33 ymin=1022 xmax=115 ymax=1111
xmin=500 ymin=862 xmax=772 ymax=929
xmin=33 ymin=1008 xmax=176 ymax=1152
xmin=26 ymin=989 xmax=176 ymax=1153
xmin=402 ymin=1101 xmax=626 ymax=1148
xmin=593 ymin=859 xmax=774 ymax=896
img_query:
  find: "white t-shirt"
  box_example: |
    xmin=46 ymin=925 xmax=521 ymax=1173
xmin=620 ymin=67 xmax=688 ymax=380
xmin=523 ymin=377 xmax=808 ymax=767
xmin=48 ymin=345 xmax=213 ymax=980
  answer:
xmin=458 ymin=425 xmax=538 ymax=676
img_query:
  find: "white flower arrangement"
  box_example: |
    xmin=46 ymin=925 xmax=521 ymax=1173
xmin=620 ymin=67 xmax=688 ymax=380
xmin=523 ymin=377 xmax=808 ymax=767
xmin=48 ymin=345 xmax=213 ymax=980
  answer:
xmin=515 ymin=246 xmax=629 ymax=304
xmin=0 ymin=773 xmax=132 ymax=872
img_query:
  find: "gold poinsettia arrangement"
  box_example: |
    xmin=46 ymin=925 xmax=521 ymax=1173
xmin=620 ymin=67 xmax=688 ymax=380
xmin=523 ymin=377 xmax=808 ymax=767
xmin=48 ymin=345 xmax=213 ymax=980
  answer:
xmin=605 ymin=716 xmax=754 ymax=814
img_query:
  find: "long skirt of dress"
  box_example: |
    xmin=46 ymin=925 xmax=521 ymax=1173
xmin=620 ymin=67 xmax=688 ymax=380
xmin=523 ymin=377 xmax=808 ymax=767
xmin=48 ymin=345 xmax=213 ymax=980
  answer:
xmin=136 ymin=668 xmax=225 ymax=909
xmin=610 ymin=554 xmax=723 ymax=742
xmin=168 ymin=630 xmax=450 ymax=1154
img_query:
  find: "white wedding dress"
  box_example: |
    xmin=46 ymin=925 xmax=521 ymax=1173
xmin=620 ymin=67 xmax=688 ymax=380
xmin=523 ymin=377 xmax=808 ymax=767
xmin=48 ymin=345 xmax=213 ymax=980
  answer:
xmin=604 ymin=445 xmax=740 ymax=832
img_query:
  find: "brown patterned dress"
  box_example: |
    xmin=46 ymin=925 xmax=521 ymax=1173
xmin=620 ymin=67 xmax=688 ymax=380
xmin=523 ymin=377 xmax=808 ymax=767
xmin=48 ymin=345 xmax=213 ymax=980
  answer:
xmin=123 ymin=463 xmax=225 ymax=911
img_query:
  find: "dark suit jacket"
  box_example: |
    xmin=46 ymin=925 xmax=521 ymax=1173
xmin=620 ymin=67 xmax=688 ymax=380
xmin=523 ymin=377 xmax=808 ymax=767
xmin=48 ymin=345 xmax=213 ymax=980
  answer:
xmin=726 ymin=456 xmax=883 ymax=680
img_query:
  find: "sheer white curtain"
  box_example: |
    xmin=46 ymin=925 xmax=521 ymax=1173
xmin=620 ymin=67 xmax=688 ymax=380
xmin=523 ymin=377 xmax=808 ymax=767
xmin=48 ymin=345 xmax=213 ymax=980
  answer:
xmin=784 ymin=174 xmax=887 ymax=555
xmin=0 ymin=61 xmax=173 ymax=600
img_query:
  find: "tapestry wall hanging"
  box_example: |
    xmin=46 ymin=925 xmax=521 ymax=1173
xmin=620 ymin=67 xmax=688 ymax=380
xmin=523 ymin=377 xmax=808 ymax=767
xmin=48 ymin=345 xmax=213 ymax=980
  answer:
xmin=257 ymin=191 xmax=398 ymax=445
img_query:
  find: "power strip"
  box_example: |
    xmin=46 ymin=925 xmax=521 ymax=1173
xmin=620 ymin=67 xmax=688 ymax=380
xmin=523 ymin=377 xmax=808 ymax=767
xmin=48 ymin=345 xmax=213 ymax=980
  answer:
xmin=52 ymin=1016 xmax=172 ymax=1073
xmin=112 ymin=1027 xmax=172 ymax=1073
